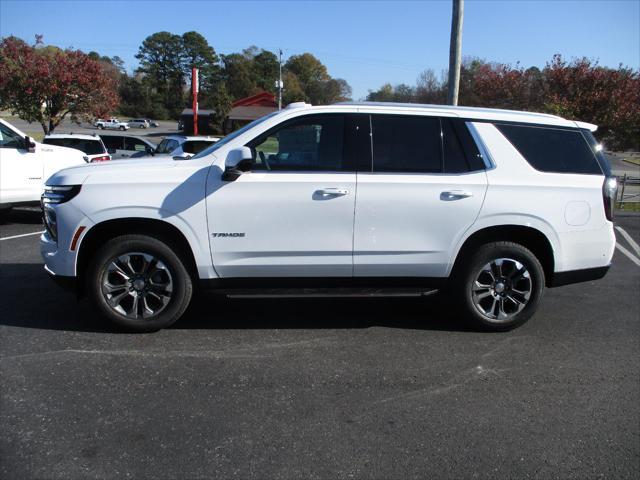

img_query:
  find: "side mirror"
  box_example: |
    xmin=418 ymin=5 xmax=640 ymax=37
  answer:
xmin=24 ymin=136 xmax=36 ymax=153
xmin=222 ymin=147 xmax=253 ymax=182
xmin=145 ymin=146 xmax=155 ymax=155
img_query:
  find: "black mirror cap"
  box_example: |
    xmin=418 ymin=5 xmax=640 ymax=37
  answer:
xmin=222 ymin=158 xmax=252 ymax=182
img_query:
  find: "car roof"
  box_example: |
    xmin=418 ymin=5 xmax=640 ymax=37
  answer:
xmin=163 ymin=135 xmax=220 ymax=142
xmin=44 ymin=133 xmax=103 ymax=140
xmin=278 ymin=101 xmax=587 ymax=129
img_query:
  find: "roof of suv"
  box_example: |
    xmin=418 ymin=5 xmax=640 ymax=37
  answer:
xmin=292 ymin=101 xmax=596 ymax=130
xmin=164 ymin=135 xmax=220 ymax=142
xmin=44 ymin=133 xmax=103 ymax=141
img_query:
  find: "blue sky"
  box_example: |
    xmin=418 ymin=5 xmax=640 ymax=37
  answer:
xmin=1 ymin=0 xmax=638 ymax=100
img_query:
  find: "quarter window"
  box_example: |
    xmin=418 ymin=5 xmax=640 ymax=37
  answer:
xmin=496 ymin=124 xmax=602 ymax=175
xmin=248 ymin=114 xmax=346 ymax=171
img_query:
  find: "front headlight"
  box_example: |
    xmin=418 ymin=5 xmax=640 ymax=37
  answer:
xmin=41 ymin=185 xmax=81 ymax=241
xmin=41 ymin=185 xmax=81 ymax=205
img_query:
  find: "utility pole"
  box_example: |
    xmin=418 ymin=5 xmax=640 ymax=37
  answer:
xmin=277 ymin=49 xmax=283 ymax=110
xmin=447 ymin=0 xmax=464 ymax=106
xmin=192 ymin=67 xmax=199 ymax=135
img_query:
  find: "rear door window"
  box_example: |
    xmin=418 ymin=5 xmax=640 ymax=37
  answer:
xmin=100 ymin=136 xmax=124 ymax=150
xmin=496 ymin=124 xmax=602 ymax=175
xmin=371 ymin=115 xmax=441 ymax=173
xmin=182 ymin=141 xmax=214 ymax=155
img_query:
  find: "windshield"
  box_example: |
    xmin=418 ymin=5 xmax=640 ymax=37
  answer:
xmin=191 ymin=112 xmax=281 ymax=160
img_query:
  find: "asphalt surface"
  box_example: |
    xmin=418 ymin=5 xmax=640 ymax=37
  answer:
xmin=1 ymin=208 xmax=639 ymax=480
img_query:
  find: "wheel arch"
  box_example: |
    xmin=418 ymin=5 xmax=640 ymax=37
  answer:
xmin=450 ymin=224 xmax=556 ymax=287
xmin=75 ymin=217 xmax=199 ymax=296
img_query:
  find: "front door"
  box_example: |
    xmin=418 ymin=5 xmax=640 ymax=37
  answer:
xmin=0 ymin=123 xmax=42 ymax=204
xmin=206 ymin=113 xmax=366 ymax=278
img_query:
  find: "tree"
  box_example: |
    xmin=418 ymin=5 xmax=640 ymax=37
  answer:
xmin=284 ymin=53 xmax=351 ymax=104
xmin=0 ymin=37 xmax=119 ymax=134
xmin=221 ymin=52 xmax=258 ymax=99
xmin=135 ymin=32 xmax=185 ymax=116
xmin=181 ymin=31 xmax=220 ymax=96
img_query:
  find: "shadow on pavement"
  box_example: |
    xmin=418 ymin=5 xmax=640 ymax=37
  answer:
xmin=0 ymin=263 xmax=474 ymax=334
xmin=0 ymin=207 xmax=42 ymax=225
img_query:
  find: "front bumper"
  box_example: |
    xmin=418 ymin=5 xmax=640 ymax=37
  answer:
xmin=44 ymin=264 xmax=77 ymax=293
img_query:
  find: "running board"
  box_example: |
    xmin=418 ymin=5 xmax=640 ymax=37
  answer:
xmin=223 ymin=287 xmax=440 ymax=299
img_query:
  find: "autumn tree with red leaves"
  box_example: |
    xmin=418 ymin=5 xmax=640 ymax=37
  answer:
xmin=0 ymin=37 xmax=119 ymax=134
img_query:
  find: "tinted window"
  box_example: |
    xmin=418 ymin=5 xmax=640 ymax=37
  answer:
xmin=43 ymin=138 xmax=105 ymax=155
xmin=371 ymin=115 xmax=441 ymax=173
xmin=0 ymin=123 xmax=23 ymax=149
xmin=248 ymin=114 xmax=346 ymax=171
xmin=100 ymin=136 xmax=124 ymax=150
xmin=496 ymin=124 xmax=602 ymax=175
xmin=582 ymin=130 xmax=612 ymax=176
xmin=182 ymin=140 xmax=214 ymax=155
xmin=156 ymin=139 xmax=179 ymax=154
xmin=124 ymin=138 xmax=149 ymax=152
xmin=442 ymin=119 xmax=469 ymax=173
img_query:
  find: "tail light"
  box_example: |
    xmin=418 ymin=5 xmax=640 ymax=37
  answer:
xmin=91 ymin=155 xmax=111 ymax=162
xmin=602 ymin=176 xmax=617 ymax=221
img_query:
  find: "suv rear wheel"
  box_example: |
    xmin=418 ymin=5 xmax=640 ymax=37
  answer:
xmin=87 ymin=234 xmax=192 ymax=332
xmin=453 ymin=241 xmax=545 ymax=331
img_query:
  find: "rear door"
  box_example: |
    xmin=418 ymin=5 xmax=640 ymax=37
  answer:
xmin=354 ymin=115 xmax=488 ymax=278
xmin=206 ymin=113 xmax=367 ymax=278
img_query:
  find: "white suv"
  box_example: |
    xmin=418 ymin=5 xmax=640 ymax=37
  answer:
xmin=0 ymin=118 xmax=86 ymax=213
xmin=40 ymin=102 xmax=616 ymax=332
xmin=43 ymin=134 xmax=111 ymax=163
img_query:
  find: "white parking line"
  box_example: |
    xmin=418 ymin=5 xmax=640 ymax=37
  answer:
xmin=0 ymin=230 xmax=44 ymax=241
xmin=615 ymin=226 xmax=640 ymax=256
xmin=616 ymin=243 xmax=640 ymax=267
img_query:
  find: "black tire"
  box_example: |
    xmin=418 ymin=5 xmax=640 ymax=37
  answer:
xmin=451 ymin=241 xmax=545 ymax=331
xmin=120 ymin=126 xmax=126 ymax=131
xmin=86 ymin=234 xmax=193 ymax=332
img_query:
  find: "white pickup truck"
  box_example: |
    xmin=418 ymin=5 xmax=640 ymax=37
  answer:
xmin=94 ymin=118 xmax=129 ymax=131
xmin=0 ymin=118 xmax=87 ymax=213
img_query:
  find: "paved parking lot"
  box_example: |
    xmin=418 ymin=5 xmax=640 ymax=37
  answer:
xmin=1 ymin=209 xmax=639 ymax=479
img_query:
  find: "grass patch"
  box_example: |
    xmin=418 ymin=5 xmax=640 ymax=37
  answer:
xmin=616 ymin=202 xmax=640 ymax=212
xmin=623 ymin=157 xmax=640 ymax=166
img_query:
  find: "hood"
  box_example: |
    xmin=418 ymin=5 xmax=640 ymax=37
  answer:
xmin=46 ymin=156 xmax=180 ymax=186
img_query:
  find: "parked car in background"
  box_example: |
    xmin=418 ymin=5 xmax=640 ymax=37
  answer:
xmin=41 ymin=102 xmax=616 ymax=332
xmin=0 ymin=118 xmax=85 ymax=213
xmin=127 ymin=119 xmax=150 ymax=129
xmin=99 ymin=134 xmax=156 ymax=159
xmin=95 ymin=118 xmax=129 ymax=131
xmin=43 ymin=134 xmax=110 ymax=162
xmin=131 ymin=135 xmax=219 ymax=159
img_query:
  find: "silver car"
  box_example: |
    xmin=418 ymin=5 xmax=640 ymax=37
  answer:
xmin=127 ymin=118 xmax=150 ymax=129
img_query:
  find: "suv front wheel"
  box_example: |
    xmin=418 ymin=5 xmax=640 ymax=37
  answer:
xmin=453 ymin=241 xmax=545 ymax=331
xmin=87 ymin=234 xmax=193 ymax=332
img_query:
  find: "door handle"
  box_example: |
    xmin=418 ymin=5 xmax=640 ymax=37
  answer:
xmin=316 ymin=188 xmax=350 ymax=196
xmin=440 ymin=190 xmax=473 ymax=201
